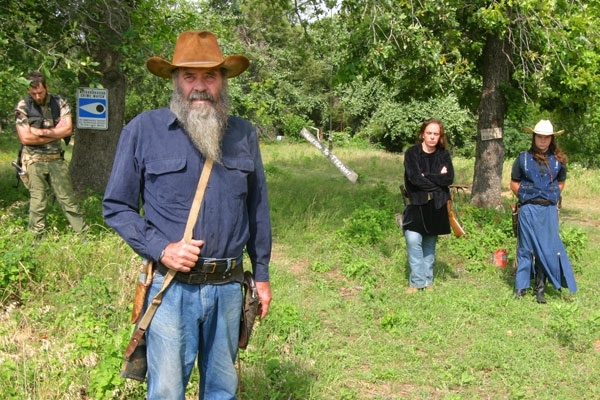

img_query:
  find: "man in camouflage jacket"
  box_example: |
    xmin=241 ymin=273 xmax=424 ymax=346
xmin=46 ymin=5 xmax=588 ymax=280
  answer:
xmin=15 ymin=71 xmax=85 ymax=235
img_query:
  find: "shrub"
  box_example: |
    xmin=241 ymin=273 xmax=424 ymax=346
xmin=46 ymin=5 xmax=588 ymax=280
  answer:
xmin=560 ymin=225 xmax=587 ymax=271
xmin=359 ymin=94 xmax=475 ymax=155
xmin=338 ymin=206 xmax=393 ymax=245
xmin=281 ymin=113 xmax=311 ymax=140
xmin=446 ymin=203 xmax=515 ymax=263
xmin=0 ymin=236 xmax=40 ymax=299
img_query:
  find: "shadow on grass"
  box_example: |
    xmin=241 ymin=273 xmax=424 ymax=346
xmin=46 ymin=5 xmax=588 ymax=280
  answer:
xmin=401 ymin=258 xmax=461 ymax=288
xmin=239 ymin=357 xmax=317 ymax=399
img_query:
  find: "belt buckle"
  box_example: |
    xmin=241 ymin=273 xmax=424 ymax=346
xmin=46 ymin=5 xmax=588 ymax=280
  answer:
xmin=186 ymin=273 xmax=207 ymax=284
xmin=202 ymin=261 xmax=218 ymax=274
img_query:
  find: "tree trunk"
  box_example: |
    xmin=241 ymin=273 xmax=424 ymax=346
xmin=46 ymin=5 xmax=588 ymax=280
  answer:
xmin=470 ymin=34 xmax=511 ymax=208
xmin=70 ymin=47 xmax=125 ymax=194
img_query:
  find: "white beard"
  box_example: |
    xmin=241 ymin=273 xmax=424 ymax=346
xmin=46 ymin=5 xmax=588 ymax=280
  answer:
xmin=170 ymin=85 xmax=230 ymax=163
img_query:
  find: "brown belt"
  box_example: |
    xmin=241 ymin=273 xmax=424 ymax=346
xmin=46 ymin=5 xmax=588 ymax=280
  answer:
xmin=156 ymin=255 xmax=244 ymax=284
xmin=23 ymin=153 xmax=62 ymax=163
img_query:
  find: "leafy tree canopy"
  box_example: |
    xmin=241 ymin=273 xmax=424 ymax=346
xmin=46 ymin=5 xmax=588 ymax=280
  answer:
xmin=2 ymin=0 xmax=600 ymax=170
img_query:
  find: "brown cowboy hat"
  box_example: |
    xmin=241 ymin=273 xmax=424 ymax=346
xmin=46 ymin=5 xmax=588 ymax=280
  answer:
xmin=146 ymin=30 xmax=249 ymax=79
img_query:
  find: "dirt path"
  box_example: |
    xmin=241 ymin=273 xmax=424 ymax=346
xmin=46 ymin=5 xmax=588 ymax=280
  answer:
xmin=561 ymin=197 xmax=600 ymax=230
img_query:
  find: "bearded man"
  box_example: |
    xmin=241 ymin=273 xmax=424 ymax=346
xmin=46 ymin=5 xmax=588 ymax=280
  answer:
xmin=102 ymin=30 xmax=272 ymax=399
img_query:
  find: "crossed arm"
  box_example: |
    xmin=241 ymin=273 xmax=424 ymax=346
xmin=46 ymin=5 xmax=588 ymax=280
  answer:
xmin=16 ymin=115 xmax=73 ymax=146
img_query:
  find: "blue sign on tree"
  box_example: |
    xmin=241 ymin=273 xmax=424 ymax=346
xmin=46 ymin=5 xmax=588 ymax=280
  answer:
xmin=77 ymin=88 xmax=108 ymax=130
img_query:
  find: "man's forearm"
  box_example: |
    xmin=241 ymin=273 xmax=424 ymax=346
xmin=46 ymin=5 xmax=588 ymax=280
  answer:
xmin=30 ymin=125 xmax=72 ymax=139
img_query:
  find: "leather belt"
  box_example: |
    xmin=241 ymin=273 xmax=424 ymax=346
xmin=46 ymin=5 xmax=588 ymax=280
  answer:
xmin=403 ymin=192 xmax=434 ymax=206
xmin=524 ymin=199 xmax=553 ymax=206
xmin=156 ymin=255 xmax=244 ymax=284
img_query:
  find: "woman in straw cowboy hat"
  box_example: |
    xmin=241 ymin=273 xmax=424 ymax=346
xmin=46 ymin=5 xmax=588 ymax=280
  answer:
xmin=509 ymin=119 xmax=577 ymax=303
xmin=103 ymin=30 xmax=272 ymax=399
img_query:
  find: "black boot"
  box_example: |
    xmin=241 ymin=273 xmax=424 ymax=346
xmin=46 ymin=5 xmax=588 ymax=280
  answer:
xmin=535 ymin=265 xmax=547 ymax=304
xmin=514 ymin=289 xmax=526 ymax=299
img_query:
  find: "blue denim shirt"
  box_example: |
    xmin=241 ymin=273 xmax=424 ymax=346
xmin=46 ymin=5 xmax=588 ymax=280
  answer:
xmin=103 ymin=108 xmax=272 ymax=281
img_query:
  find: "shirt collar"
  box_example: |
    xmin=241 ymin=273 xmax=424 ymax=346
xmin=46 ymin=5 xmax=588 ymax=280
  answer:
xmin=166 ymin=108 xmax=181 ymax=129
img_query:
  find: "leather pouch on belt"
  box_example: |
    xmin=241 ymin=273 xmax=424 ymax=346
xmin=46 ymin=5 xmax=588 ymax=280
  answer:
xmin=131 ymin=260 xmax=154 ymax=324
xmin=239 ymin=271 xmax=259 ymax=349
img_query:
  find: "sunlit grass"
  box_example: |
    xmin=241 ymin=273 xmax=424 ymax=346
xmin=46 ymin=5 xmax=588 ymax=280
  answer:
xmin=1 ymin=136 xmax=598 ymax=399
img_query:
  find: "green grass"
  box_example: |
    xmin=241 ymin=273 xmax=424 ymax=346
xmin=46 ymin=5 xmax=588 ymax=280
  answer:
xmin=1 ymin=134 xmax=599 ymax=399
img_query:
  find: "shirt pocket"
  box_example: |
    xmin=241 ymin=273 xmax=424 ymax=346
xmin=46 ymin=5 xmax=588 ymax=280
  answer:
xmin=518 ymin=181 xmax=537 ymax=200
xmin=145 ymin=158 xmax=194 ymax=204
xmin=221 ymin=156 xmax=255 ymax=199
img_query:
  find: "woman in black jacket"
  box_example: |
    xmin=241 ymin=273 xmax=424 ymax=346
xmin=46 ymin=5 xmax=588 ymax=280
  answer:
xmin=402 ymin=118 xmax=454 ymax=293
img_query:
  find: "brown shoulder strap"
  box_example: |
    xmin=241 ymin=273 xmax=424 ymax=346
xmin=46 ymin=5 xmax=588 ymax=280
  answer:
xmin=124 ymin=158 xmax=214 ymax=359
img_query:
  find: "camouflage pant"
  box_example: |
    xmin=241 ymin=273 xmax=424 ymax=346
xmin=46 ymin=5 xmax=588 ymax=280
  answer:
xmin=27 ymin=159 xmax=85 ymax=234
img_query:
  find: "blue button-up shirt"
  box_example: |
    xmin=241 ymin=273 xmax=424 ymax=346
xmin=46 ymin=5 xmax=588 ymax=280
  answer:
xmin=103 ymin=108 xmax=272 ymax=281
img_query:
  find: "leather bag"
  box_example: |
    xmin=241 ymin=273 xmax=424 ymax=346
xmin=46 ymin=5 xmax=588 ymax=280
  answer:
xmin=130 ymin=260 xmax=154 ymax=324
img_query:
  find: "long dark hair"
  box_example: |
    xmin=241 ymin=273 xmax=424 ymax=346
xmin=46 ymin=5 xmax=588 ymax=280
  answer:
xmin=417 ymin=118 xmax=447 ymax=149
xmin=529 ymin=135 xmax=568 ymax=165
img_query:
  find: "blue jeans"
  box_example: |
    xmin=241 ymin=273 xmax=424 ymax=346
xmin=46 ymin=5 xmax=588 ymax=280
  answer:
xmin=145 ymin=272 xmax=242 ymax=399
xmin=405 ymin=229 xmax=437 ymax=288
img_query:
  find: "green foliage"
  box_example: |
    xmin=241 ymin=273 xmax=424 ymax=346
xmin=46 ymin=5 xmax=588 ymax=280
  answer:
xmin=310 ymin=260 xmax=332 ymax=273
xmin=0 ymin=359 xmax=19 ymax=398
xmin=263 ymin=301 xmax=319 ymax=350
xmin=263 ymin=358 xmax=313 ymax=399
xmin=358 ymin=94 xmax=476 ymax=154
xmin=281 ymin=113 xmax=311 ymax=139
xmin=549 ymin=303 xmax=600 ymax=352
xmin=0 ymin=237 xmax=40 ymax=296
xmin=340 ymin=258 xmax=374 ymax=284
xmin=446 ymin=203 xmax=515 ymax=269
xmin=1 ymin=143 xmax=600 ymax=399
xmin=338 ymin=206 xmax=394 ymax=246
xmin=87 ymin=327 xmax=137 ymax=399
xmin=337 ymin=76 xmax=390 ymax=132
xmin=560 ymin=225 xmax=588 ymax=269
xmin=501 ymin=116 xmax=534 ymax=160
xmin=3 ymin=0 xmax=600 ymax=169
xmin=380 ymin=309 xmax=411 ymax=333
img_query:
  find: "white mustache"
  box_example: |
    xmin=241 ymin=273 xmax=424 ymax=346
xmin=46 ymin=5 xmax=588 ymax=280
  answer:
xmin=188 ymin=91 xmax=214 ymax=102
